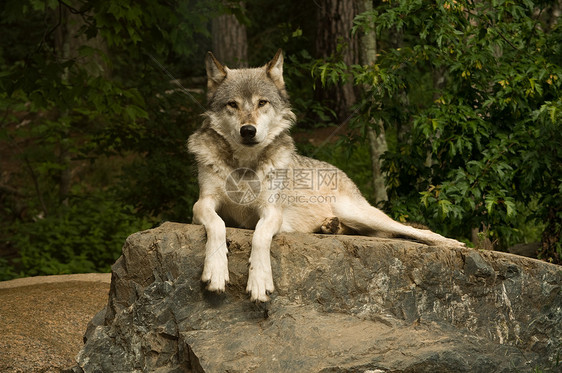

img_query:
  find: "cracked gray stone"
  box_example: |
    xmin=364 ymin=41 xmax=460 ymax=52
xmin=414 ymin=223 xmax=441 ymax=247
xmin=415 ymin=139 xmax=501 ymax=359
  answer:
xmin=73 ymin=222 xmax=562 ymax=372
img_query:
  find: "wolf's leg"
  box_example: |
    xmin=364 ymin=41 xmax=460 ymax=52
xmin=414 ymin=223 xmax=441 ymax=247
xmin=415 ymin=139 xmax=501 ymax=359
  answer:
xmin=246 ymin=206 xmax=282 ymax=302
xmin=193 ymin=196 xmax=229 ymax=292
xmin=334 ymin=196 xmax=465 ymax=247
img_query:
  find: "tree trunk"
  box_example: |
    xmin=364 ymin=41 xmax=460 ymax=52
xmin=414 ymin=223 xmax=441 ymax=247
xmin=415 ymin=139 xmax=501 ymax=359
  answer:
xmin=314 ymin=0 xmax=359 ymax=121
xmin=545 ymin=0 xmax=562 ymax=31
xmin=212 ymin=10 xmax=248 ymax=68
xmin=52 ymin=3 xmax=108 ymax=206
xmin=358 ymin=0 xmax=388 ymax=205
xmin=53 ymin=6 xmax=72 ymax=206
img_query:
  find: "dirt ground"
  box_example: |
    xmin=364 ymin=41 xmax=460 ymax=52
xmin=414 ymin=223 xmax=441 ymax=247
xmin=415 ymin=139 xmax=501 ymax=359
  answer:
xmin=0 ymin=274 xmax=111 ymax=373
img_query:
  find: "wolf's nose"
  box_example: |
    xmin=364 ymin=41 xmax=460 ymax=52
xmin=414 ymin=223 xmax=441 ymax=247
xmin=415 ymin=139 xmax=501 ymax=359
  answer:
xmin=240 ymin=125 xmax=256 ymax=139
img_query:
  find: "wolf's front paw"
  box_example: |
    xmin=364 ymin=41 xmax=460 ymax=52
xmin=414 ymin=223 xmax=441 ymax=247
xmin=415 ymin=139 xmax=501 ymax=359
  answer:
xmin=432 ymin=236 xmax=466 ymax=248
xmin=442 ymin=237 xmax=466 ymax=248
xmin=202 ymin=253 xmax=229 ymax=292
xmin=246 ymin=266 xmax=274 ymax=302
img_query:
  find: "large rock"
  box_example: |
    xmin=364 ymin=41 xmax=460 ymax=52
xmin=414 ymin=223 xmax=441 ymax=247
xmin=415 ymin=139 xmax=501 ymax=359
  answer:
xmin=74 ymin=222 xmax=561 ymax=372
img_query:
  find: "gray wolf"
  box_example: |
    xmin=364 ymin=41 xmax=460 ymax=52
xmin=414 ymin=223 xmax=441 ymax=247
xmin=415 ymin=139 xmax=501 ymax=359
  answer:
xmin=187 ymin=50 xmax=464 ymax=302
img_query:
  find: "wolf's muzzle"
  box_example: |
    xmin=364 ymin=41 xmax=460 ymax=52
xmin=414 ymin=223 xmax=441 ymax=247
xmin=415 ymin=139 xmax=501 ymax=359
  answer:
xmin=240 ymin=125 xmax=257 ymax=140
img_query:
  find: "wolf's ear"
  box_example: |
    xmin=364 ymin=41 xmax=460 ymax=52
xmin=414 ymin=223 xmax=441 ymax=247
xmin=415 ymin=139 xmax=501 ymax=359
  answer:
xmin=206 ymin=52 xmax=228 ymax=100
xmin=266 ymin=49 xmax=285 ymax=89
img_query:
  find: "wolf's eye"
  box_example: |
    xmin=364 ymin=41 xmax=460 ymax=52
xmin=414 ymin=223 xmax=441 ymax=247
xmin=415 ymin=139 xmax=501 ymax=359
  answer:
xmin=258 ymin=100 xmax=269 ymax=107
xmin=227 ymin=101 xmax=238 ymax=109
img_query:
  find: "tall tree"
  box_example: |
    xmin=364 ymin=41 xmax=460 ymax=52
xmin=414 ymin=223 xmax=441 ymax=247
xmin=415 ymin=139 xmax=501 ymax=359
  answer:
xmin=314 ymin=0 xmax=359 ymax=120
xmin=212 ymin=4 xmax=248 ymax=67
xmin=52 ymin=3 xmax=108 ymax=205
xmin=313 ymin=0 xmax=389 ymax=205
xmin=357 ymin=0 xmax=389 ymax=205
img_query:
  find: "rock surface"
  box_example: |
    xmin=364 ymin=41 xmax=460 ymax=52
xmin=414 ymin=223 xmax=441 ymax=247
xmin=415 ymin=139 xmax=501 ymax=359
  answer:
xmin=0 ymin=274 xmax=111 ymax=373
xmin=75 ymin=222 xmax=561 ymax=372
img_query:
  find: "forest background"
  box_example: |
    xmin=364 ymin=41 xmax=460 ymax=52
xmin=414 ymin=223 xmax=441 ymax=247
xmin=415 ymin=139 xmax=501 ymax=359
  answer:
xmin=0 ymin=0 xmax=561 ymax=280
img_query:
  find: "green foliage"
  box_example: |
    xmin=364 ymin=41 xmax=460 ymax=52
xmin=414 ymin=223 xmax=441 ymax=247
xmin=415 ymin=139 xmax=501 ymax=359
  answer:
xmin=287 ymin=50 xmax=340 ymax=127
xmin=0 ymin=0 xmax=213 ymax=279
xmin=0 ymin=257 xmax=19 ymax=282
xmin=3 ymin=192 xmax=152 ymax=280
xmin=315 ymin=0 xmax=562 ymax=258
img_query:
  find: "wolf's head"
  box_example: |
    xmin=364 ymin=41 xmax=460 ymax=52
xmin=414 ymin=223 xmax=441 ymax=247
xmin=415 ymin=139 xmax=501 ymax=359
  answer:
xmin=204 ymin=50 xmax=296 ymax=149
